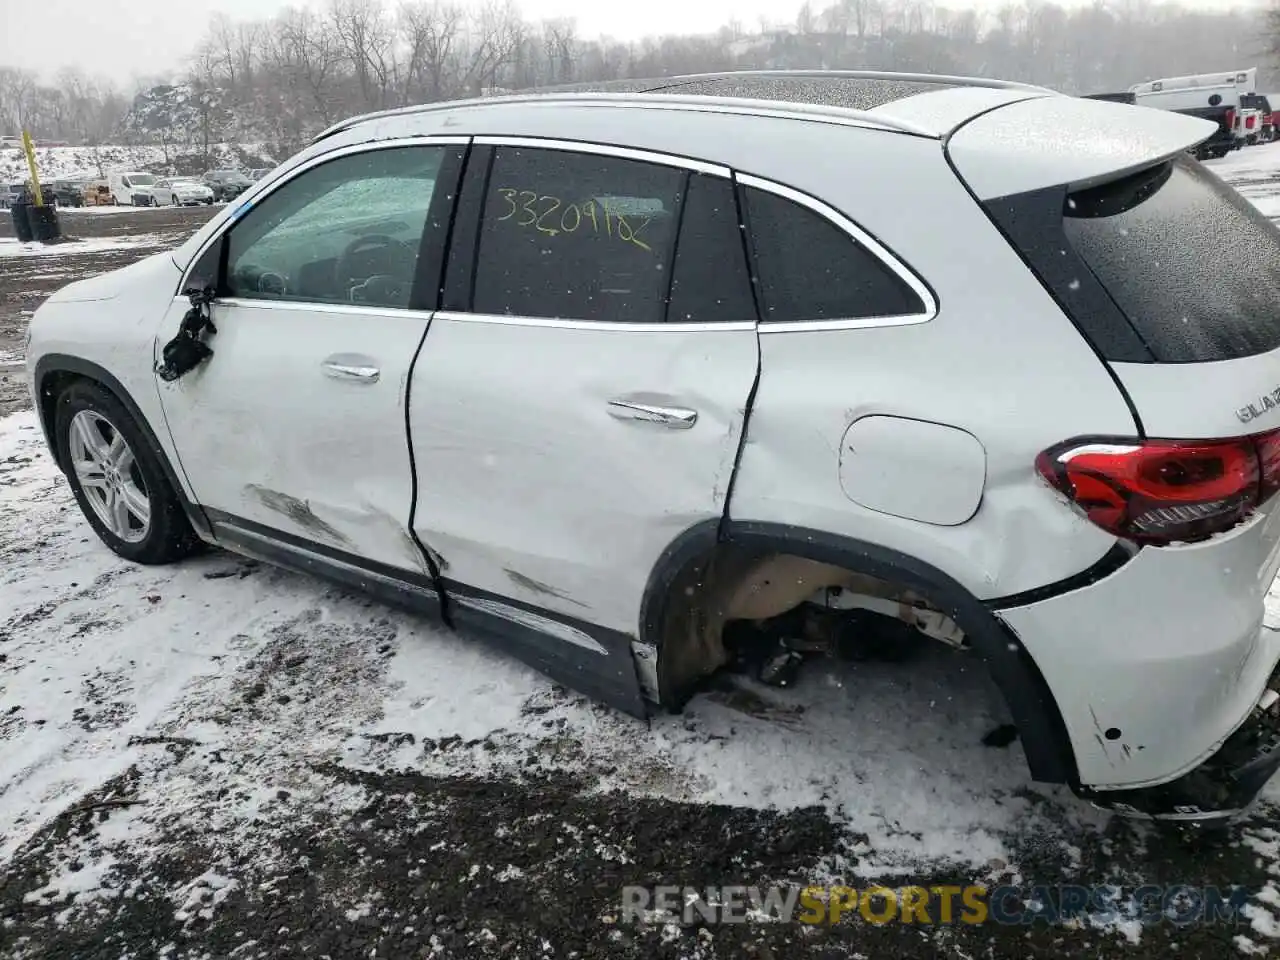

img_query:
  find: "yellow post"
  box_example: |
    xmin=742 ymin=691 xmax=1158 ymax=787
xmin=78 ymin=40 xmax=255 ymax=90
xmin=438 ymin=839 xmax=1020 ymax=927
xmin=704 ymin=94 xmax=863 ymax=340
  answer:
xmin=21 ymin=131 xmax=44 ymax=207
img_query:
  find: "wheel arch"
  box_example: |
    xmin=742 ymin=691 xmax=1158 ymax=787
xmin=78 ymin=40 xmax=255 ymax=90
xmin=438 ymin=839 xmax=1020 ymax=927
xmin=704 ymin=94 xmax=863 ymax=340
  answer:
xmin=34 ymin=354 xmax=212 ymax=539
xmin=639 ymin=518 xmax=1078 ymax=786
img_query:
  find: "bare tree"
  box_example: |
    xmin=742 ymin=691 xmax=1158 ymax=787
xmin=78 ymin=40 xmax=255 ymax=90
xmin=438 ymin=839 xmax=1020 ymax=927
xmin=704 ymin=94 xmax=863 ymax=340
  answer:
xmin=329 ymin=0 xmax=399 ymax=110
xmin=542 ymin=18 xmax=577 ymax=85
xmin=2 ymin=0 xmax=1273 ymax=148
xmin=461 ymin=0 xmax=522 ymax=95
xmin=400 ymin=0 xmax=465 ymax=102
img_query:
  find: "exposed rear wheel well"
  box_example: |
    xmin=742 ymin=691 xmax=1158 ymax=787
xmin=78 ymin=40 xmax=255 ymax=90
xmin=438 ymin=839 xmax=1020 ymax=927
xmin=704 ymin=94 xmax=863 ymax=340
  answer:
xmin=642 ymin=520 xmax=1078 ymax=786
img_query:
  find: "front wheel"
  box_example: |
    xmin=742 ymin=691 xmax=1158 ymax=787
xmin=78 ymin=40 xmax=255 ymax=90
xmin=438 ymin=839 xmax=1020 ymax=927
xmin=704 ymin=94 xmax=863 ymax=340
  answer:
xmin=55 ymin=380 xmax=202 ymax=565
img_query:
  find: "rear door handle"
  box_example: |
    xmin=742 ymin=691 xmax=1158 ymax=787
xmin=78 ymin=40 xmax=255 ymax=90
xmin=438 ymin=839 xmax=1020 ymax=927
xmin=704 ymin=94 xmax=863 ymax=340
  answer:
xmin=607 ymin=398 xmax=698 ymax=429
xmin=321 ymin=353 xmax=380 ymax=383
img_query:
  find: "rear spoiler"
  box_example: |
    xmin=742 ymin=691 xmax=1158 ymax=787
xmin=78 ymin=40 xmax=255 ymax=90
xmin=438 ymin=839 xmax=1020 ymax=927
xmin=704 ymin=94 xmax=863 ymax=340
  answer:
xmin=1082 ymin=92 xmax=1136 ymax=106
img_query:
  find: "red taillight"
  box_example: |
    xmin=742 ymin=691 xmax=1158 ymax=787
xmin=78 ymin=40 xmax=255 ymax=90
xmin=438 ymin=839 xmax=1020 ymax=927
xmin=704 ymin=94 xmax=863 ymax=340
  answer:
xmin=1036 ymin=430 xmax=1280 ymax=545
xmin=1248 ymin=115 xmax=1258 ymax=129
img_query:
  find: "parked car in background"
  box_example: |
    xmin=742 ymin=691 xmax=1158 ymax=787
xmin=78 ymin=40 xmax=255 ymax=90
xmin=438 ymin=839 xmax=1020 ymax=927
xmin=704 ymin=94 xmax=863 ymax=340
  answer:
xmin=108 ymin=171 xmax=160 ymax=206
xmin=25 ymin=71 xmax=1280 ymax=828
xmin=1243 ymin=93 xmax=1275 ymax=142
xmin=1236 ymin=103 xmax=1264 ymax=145
xmin=202 ymin=169 xmax=253 ymax=201
xmin=49 ymin=180 xmax=84 ymax=207
xmin=81 ymin=180 xmax=113 ymax=206
xmin=2 ymin=181 xmax=57 ymax=207
xmin=247 ymin=167 xmax=272 ymax=181
xmin=152 ymin=177 xmax=215 ymax=206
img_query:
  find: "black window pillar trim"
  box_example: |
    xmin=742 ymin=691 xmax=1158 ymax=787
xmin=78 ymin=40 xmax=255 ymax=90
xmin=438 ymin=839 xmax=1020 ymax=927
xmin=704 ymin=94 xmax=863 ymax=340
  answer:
xmin=640 ymin=518 xmax=1079 ymax=786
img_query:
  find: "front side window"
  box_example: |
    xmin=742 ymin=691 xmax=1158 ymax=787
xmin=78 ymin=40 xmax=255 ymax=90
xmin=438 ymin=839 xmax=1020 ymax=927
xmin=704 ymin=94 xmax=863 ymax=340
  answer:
xmin=472 ymin=147 xmax=684 ymax=324
xmin=742 ymin=185 xmax=926 ymax=323
xmin=224 ymin=146 xmax=447 ymax=309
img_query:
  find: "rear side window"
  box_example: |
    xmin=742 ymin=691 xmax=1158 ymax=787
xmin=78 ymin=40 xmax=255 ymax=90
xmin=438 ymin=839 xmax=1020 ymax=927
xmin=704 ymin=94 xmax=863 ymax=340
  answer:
xmin=1063 ymin=156 xmax=1280 ymax=362
xmin=473 ymin=147 xmax=683 ymax=324
xmin=741 ymin=184 xmax=926 ymax=323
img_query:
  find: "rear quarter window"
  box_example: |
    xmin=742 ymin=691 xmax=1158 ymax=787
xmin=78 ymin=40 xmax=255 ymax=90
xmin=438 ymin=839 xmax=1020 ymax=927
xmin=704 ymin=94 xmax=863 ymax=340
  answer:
xmin=985 ymin=154 xmax=1280 ymax=363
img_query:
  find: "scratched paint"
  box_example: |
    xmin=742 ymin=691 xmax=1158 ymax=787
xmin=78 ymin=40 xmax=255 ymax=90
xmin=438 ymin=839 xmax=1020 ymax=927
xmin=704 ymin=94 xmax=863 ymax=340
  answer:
xmin=245 ymin=484 xmax=350 ymax=547
xmin=504 ymin=568 xmax=589 ymax=609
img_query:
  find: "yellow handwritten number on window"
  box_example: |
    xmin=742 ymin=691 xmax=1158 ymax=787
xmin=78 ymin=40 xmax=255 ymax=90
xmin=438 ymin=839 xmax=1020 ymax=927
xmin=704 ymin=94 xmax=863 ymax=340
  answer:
xmin=493 ymin=187 xmax=653 ymax=254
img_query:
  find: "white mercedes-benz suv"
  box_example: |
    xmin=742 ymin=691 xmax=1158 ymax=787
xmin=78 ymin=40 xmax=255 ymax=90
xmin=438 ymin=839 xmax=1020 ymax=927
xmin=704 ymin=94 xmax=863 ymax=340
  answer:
xmin=26 ymin=71 xmax=1280 ymax=824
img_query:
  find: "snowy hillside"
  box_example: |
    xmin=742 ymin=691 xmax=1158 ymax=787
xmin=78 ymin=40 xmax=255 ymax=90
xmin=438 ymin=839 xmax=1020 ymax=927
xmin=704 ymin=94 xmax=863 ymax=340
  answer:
xmin=0 ymin=143 xmax=276 ymax=183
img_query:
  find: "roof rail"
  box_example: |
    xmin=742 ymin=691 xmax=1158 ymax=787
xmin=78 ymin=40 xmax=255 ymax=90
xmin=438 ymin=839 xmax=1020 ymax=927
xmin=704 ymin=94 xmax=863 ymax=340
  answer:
xmin=311 ymin=69 xmax=1057 ymax=143
xmin=619 ymin=68 xmax=1057 ymax=94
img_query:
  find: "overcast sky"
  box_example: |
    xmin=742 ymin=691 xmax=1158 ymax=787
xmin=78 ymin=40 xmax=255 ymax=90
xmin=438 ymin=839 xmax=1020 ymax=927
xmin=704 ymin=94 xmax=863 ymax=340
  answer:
xmin=0 ymin=0 xmax=1266 ymax=86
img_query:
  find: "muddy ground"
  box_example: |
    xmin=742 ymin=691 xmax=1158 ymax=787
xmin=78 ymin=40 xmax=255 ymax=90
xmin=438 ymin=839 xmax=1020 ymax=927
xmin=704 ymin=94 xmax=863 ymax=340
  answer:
xmin=2 ymin=202 xmax=1279 ymax=959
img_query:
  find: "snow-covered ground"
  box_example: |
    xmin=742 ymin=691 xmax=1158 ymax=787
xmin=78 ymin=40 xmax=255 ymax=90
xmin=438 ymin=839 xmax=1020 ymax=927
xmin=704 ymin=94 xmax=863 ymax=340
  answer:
xmin=1207 ymin=146 xmax=1280 ymax=220
xmin=4 ymin=142 xmax=1280 ymax=957
xmin=0 ymin=235 xmax=174 ymax=259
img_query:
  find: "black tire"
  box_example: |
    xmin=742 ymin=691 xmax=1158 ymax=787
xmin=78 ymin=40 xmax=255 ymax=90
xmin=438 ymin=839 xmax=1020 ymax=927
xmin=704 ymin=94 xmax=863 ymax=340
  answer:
xmin=54 ymin=380 xmax=202 ymax=565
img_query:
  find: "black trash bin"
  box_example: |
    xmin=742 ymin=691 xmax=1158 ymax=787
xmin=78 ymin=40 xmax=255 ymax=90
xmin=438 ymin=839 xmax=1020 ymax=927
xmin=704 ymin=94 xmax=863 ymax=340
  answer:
xmin=25 ymin=202 xmax=61 ymax=242
xmin=9 ymin=200 xmax=33 ymax=243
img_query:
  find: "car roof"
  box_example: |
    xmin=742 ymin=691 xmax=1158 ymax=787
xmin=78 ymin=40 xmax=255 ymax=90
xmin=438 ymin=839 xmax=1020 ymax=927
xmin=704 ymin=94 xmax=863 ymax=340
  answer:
xmin=313 ymin=70 xmax=1059 ymax=143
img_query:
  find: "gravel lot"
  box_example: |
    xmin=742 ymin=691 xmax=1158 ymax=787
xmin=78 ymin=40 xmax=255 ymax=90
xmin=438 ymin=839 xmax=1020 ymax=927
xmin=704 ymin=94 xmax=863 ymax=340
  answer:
xmin=2 ymin=179 xmax=1280 ymax=959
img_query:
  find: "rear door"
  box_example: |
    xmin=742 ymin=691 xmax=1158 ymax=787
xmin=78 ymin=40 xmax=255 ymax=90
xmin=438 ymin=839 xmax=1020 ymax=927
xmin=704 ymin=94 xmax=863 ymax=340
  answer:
xmin=156 ymin=140 xmax=466 ymax=574
xmin=408 ymin=140 xmax=760 ymax=643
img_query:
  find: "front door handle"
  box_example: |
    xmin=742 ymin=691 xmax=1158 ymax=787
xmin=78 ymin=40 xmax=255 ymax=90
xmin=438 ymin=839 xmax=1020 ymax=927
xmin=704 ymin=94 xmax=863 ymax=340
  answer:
xmin=607 ymin=398 xmax=698 ymax=429
xmin=321 ymin=354 xmax=380 ymax=383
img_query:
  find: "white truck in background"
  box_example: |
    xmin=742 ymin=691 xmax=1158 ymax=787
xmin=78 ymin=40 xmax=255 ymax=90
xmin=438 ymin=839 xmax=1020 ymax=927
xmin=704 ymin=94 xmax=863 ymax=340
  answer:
xmin=1130 ymin=68 xmax=1258 ymax=159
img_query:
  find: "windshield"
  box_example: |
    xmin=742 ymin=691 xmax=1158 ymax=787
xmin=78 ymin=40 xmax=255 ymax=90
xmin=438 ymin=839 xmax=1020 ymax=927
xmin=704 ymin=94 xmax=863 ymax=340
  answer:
xmin=129 ymin=174 xmax=157 ymax=185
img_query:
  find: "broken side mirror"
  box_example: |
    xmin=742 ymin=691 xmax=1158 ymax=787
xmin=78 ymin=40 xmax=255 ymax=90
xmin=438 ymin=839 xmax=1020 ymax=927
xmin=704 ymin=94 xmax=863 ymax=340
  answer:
xmin=159 ymin=241 xmax=223 ymax=383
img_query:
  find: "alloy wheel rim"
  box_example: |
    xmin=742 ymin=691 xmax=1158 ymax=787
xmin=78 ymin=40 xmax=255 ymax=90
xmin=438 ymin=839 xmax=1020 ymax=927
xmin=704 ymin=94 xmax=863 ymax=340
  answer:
xmin=67 ymin=410 xmax=151 ymax=543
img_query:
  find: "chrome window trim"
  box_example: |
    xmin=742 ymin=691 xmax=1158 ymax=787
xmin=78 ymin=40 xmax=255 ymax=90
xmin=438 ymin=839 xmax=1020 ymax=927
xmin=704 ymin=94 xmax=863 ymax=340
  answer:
xmin=432 ymin=311 xmax=755 ymax=333
xmin=473 ymin=135 xmax=731 ymax=177
xmin=178 ymin=295 xmax=431 ymax=318
xmin=177 ymin=134 xmax=472 ymax=296
xmin=735 ymin=172 xmax=938 ymax=333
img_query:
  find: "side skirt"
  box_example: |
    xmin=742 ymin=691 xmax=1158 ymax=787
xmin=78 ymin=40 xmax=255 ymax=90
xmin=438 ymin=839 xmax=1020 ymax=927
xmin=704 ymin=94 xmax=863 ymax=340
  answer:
xmin=208 ymin=513 xmax=649 ymax=721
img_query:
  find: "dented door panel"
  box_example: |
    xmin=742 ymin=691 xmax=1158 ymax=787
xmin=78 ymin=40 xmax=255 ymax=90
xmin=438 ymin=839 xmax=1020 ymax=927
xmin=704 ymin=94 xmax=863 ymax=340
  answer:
xmin=155 ymin=298 xmax=435 ymax=575
xmin=408 ymin=314 xmax=759 ymax=634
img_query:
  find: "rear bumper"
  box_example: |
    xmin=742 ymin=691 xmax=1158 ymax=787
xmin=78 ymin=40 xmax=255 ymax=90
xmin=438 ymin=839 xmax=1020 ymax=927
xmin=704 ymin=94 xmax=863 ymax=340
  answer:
xmin=1078 ymin=659 xmax=1280 ymax=822
xmin=996 ymin=502 xmax=1280 ymax=800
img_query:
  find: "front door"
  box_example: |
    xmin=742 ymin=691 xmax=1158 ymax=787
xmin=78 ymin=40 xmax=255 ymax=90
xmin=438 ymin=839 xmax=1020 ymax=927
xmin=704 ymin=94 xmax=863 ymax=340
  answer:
xmin=156 ymin=141 xmax=465 ymax=574
xmin=409 ymin=141 xmax=761 ymax=636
